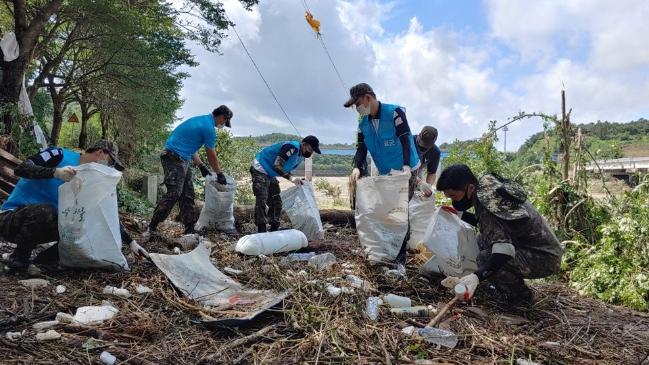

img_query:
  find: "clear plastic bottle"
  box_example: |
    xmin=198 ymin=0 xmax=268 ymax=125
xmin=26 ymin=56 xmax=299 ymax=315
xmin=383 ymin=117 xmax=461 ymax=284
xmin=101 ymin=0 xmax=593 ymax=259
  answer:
xmin=418 ymin=327 xmax=458 ymax=348
xmin=308 ymin=253 xmax=336 ymax=270
xmin=382 ymin=294 xmax=412 ymax=308
xmin=280 ymin=252 xmax=317 ymax=266
xmin=389 ymin=306 xmax=430 ymax=318
xmin=366 ymin=297 xmax=383 ymax=321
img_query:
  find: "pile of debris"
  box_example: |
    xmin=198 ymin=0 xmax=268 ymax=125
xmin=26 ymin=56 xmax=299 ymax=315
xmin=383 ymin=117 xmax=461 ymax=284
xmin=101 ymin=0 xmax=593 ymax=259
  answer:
xmin=0 ymin=217 xmax=648 ymax=364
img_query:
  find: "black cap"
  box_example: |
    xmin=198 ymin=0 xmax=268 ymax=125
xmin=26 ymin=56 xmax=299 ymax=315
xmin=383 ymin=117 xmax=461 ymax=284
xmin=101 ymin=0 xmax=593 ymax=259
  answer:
xmin=213 ymin=105 xmax=233 ymax=128
xmin=89 ymin=140 xmax=125 ymax=171
xmin=344 ymin=83 xmax=375 ymax=108
xmin=302 ymin=135 xmax=321 ymax=154
xmin=419 ymin=126 xmax=438 ymax=149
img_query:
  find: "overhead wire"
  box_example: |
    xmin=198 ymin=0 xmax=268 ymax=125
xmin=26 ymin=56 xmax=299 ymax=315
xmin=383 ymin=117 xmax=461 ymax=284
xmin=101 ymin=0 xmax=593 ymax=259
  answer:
xmin=301 ymin=0 xmax=348 ymax=92
xmin=221 ymin=4 xmax=301 ymax=136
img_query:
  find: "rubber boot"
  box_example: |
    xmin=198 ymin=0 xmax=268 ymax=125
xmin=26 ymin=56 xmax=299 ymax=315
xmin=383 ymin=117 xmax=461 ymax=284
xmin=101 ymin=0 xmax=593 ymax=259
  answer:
xmin=257 ymin=224 xmax=267 ymax=233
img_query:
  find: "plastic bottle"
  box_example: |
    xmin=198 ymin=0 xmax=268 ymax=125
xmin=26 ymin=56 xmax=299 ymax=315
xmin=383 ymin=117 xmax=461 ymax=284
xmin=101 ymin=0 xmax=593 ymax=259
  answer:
xmin=280 ymin=252 xmax=316 ymax=266
xmin=102 ymin=286 xmax=131 ymax=298
xmin=382 ymin=294 xmax=412 ymax=308
xmin=308 ymin=253 xmax=336 ymax=270
xmin=366 ymin=297 xmax=383 ymax=321
xmin=235 ymin=230 xmax=308 ymax=256
xmin=418 ymin=327 xmax=458 ymax=348
xmin=346 ymin=275 xmax=374 ymax=291
xmin=389 ymin=306 xmax=430 ymax=318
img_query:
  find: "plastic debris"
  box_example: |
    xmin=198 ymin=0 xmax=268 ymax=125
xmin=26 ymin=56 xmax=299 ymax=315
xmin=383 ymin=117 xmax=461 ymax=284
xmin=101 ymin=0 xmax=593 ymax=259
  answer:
xmin=36 ymin=330 xmax=61 ymax=342
xmin=390 ymin=306 xmax=431 ymax=318
xmin=223 ymin=267 xmax=243 ymax=275
xmin=135 ymin=284 xmax=153 ymax=294
xmin=540 ymin=341 xmax=561 ymax=350
xmin=401 ymin=326 xmax=415 ymax=336
xmin=516 ymin=359 xmax=541 ymax=365
xmin=27 ymin=264 xmax=41 ymax=276
xmin=382 ymin=294 xmax=412 ymax=308
xmin=19 ymin=278 xmax=49 ymax=289
xmin=103 ymin=286 xmax=131 ymax=298
xmin=346 ymin=275 xmax=374 ymax=291
xmin=280 ymin=252 xmax=317 ymax=266
xmin=173 ymin=247 xmax=181 ymax=254
xmin=32 ymin=320 xmax=59 ymax=330
xmin=235 ymin=230 xmax=308 ymax=256
xmin=55 ymin=312 xmax=74 ymax=324
xmin=418 ymin=327 xmax=458 ymax=348
xmin=326 ymin=285 xmax=342 ymax=297
xmin=100 ymin=351 xmax=117 ymax=365
xmin=5 ymin=331 xmax=24 ymax=341
xmin=308 ymin=253 xmax=336 ymax=270
xmin=366 ymin=297 xmax=383 ymax=321
xmin=1 ymin=252 xmax=9 ymax=260
xmin=55 ymin=285 xmax=66 ymax=294
xmin=73 ymin=305 xmax=119 ymax=325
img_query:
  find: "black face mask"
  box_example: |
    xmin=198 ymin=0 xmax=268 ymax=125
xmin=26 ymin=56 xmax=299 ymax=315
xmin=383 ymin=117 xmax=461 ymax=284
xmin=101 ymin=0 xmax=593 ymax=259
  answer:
xmin=452 ymin=187 xmax=473 ymax=211
xmin=302 ymin=151 xmax=313 ymax=158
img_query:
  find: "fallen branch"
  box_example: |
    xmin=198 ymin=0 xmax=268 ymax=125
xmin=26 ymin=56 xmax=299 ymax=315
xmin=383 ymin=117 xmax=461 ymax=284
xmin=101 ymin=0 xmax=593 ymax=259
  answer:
xmin=203 ymin=324 xmax=278 ymax=361
xmin=427 ymin=297 xmax=458 ymax=327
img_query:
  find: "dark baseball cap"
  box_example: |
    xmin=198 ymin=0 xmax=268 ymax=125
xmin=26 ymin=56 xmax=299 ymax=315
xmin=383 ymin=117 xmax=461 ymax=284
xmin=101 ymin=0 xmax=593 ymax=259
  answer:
xmin=302 ymin=135 xmax=321 ymax=154
xmin=343 ymin=83 xmax=375 ymax=108
xmin=90 ymin=140 xmax=125 ymax=171
xmin=213 ymin=105 xmax=233 ymax=128
xmin=419 ymin=126 xmax=438 ymax=149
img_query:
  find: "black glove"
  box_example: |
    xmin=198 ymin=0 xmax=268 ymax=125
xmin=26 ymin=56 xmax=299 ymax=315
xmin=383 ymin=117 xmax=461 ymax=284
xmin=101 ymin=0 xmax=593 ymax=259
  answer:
xmin=199 ymin=165 xmax=211 ymax=177
xmin=216 ymin=172 xmax=227 ymax=185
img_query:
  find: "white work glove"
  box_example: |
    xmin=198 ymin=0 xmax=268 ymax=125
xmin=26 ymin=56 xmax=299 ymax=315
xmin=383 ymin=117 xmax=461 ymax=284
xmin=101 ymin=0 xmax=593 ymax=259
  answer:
xmin=53 ymin=166 xmax=76 ymax=182
xmin=443 ymin=274 xmax=479 ymax=301
xmin=291 ymin=177 xmax=303 ymax=186
xmin=350 ymin=168 xmax=361 ymax=182
xmin=402 ymin=165 xmax=411 ymax=175
xmin=129 ymin=240 xmax=149 ymax=261
xmin=418 ymin=181 xmax=433 ymax=197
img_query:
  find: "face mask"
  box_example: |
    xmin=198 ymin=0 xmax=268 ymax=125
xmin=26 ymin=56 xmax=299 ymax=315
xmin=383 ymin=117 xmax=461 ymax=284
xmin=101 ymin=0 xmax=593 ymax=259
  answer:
xmin=217 ymin=124 xmax=224 ymax=130
xmin=356 ymin=103 xmax=371 ymax=117
xmin=97 ymin=159 xmax=109 ymax=166
xmin=303 ymin=151 xmax=313 ymax=158
xmin=452 ymin=187 xmax=473 ymax=211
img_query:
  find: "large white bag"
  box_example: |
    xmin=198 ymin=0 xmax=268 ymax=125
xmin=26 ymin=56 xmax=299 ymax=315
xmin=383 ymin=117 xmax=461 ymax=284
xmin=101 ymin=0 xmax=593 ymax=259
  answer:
xmin=280 ymin=181 xmax=324 ymax=241
xmin=195 ymin=174 xmax=236 ymax=233
xmin=58 ymin=163 xmax=128 ymax=270
xmin=235 ymin=229 xmax=308 ymax=256
xmin=420 ymin=208 xmax=479 ymax=277
xmin=355 ymin=174 xmax=410 ymax=263
xmin=407 ymin=193 xmax=436 ymax=251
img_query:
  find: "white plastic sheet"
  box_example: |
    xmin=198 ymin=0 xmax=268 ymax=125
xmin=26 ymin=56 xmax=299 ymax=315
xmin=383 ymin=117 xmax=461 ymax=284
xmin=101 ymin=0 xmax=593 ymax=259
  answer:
xmin=195 ymin=174 xmax=236 ymax=232
xmin=280 ymin=181 xmax=324 ymax=241
xmin=149 ymin=240 xmax=287 ymax=326
xmin=58 ymin=163 xmax=128 ymax=270
xmin=355 ymin=174 xmax=410 ymax=263
xmin=407 ymin=193 xmax=436 ymax=251
xmin=420 ymin=208 xmax=479 ymax=277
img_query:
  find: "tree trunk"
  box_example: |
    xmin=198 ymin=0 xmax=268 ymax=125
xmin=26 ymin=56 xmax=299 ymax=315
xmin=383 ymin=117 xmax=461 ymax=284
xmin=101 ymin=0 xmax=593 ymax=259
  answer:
xmin=50 ymin=98 xmax=63 ymax=146
xmin=100 ymin=113 xmax=109 ymax=139
xmin=0 ymin=58 xmax=28 ymax=134
xmin=78 ymin=101 xmax=89 ymax=149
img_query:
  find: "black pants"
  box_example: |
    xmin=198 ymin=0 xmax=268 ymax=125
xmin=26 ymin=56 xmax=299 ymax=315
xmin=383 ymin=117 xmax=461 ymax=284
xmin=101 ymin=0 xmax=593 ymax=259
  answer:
xmin=394 ymin=174 xmax=418 ymax=265
xmin=0 ymin=204 xmax=59 ymax=261
xmin=149 ymin=150 xmax=196 ymax=231
xmin=250 ymin=167 xmax=282 ymax=227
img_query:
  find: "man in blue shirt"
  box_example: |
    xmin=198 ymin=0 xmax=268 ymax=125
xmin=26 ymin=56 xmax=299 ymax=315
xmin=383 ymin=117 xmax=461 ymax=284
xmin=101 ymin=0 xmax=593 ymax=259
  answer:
xmin=344 ymin=83 xmax=420 ymax=268
xmin=250 ymin=135 xmax=321 ymax=233
xmin=145 ymin=105 xmax=233 ymax=239
xmin=0 ymin=140 xmax=146 ymax=271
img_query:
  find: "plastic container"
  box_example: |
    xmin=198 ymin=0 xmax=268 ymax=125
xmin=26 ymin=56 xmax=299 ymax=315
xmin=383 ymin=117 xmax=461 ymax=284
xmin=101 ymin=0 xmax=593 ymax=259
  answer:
xmin=382 ymin=294 xmax=412 ymax=308
xmin=346 ymin=275 xmax=374 ymax=291
xmin=389 ymin=306 xmax=430 ymax=318
xmin=418 ymin=327 xmax=458 ymax=348
xmin=235 ymin=229 xmax=308 ymax=256
xmin=308 ymin=253 xmax=336 ymax=270
xmin=280 ymin=252 xmax=316 ymax=266
xmin=73 ymin=305 xmax=119 ymax=324
xmin=366 ymin=297 xmax=383 ymax=321
xmin=103 ymin=286 xmax=131 ymax=298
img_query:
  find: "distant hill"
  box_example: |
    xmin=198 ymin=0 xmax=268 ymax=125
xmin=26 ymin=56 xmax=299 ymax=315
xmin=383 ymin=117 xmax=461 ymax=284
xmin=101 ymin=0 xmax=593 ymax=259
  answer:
xmin=514 ymin=118 xmax=649 ymax=167
xmin=237 ymin=133 xmax=355 ymax=149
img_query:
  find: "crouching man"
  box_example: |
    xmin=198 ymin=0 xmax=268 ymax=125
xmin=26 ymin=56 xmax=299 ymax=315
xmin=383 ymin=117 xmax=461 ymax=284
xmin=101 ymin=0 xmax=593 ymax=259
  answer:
xmin=250 ymin=136 xmax=321 ymax=233
xmin=436 ymin=164 xmax=563 ymax=306
xmin=0 ymin=140 xmax=147 ymax=271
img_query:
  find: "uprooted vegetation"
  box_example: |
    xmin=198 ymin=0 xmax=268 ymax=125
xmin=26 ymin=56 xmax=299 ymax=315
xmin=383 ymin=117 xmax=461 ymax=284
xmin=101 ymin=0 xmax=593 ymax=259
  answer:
xmin=0 ymin=216 xmax=648 ymax=364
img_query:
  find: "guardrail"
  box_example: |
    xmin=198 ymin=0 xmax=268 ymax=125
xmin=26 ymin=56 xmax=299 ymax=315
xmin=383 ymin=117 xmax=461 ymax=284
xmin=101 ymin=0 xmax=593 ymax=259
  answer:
xmin=585 ymin=156 xmax=649 ymax=172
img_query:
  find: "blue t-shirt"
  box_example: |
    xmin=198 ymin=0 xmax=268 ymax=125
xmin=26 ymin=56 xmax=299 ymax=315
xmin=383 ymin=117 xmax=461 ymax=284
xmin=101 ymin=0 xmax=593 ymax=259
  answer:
xmin=164 ymin=114 xmax=217 ymax=160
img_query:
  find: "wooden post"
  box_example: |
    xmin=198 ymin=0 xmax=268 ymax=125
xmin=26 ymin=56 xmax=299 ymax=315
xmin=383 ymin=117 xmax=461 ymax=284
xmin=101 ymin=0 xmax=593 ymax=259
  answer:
xmin=145 ymin=175 xmax=157 ymax=204
xmin=573 ymin=128 xmax=583 ymax=190
xmin=561 ymin=89 xmax=571 ymax=180
xmin=304 ymin=157 xmax=313 ymax=181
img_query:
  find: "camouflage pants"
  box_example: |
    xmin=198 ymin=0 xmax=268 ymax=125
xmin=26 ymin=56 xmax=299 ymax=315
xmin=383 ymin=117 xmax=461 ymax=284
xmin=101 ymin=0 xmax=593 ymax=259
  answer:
xmin=149 ymin=150 xmax=196 ymax=232
xmin=250 ymin=167 xmax=282 ymax=227
xmin=477 ymin=244 xmax=561 ymax=294
xmin=0 ymin=204 xmax=59 ymax=260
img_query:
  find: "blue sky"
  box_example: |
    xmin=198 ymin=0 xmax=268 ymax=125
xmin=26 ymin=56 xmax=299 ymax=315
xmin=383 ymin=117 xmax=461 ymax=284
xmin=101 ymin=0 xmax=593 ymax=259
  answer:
xmin=177 ymin=0 xmax=649 ymax=151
